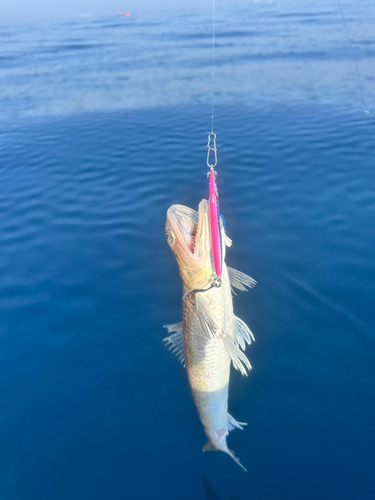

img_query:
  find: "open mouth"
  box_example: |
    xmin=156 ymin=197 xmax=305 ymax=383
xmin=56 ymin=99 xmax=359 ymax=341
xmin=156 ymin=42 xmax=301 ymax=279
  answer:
xmin=167 ymin=200 xmax=209 ymax=257
xmin=173 ymin=206 xmax=199 ymax=253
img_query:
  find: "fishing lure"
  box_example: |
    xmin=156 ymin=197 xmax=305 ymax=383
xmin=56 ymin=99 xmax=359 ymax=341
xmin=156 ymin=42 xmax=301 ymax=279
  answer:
xmin=207 ymin=132 xmax=222 ymax=282
xmin=206 ymin=132 xmax=222 ymax=286
xmin=209 ymin=167 xmax=222 ymax=280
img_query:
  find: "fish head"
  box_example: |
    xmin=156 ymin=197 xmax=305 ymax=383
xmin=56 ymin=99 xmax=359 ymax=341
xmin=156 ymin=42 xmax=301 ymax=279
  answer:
xmin=165 ymin=199 xmax=214 ymax=290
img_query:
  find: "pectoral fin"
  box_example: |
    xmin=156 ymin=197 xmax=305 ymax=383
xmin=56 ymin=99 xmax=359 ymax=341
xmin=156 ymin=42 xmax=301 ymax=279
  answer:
xmin=195 ymin=294 xmax=219 ymax=340
xmin=163 ymin=322 xmax=185 ymax=366
xmin=228 ymin=266 xmax=257 ymax=292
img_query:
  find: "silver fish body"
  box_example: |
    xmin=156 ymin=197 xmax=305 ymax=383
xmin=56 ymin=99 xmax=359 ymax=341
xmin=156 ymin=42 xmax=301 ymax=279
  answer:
xmin=164 ymin=200 xmax=256 ymax=471
xmin=183 ymin=264 xmax=238 ymax=454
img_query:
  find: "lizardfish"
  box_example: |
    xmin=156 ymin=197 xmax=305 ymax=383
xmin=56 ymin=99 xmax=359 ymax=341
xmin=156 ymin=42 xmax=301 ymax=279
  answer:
xmin=164 ymin=199 xmax=256 ymax=471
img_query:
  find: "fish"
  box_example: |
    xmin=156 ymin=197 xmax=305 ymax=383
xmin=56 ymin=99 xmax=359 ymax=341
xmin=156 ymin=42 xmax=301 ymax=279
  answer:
xmin=164 ymin=199 xmax=256 ymax=471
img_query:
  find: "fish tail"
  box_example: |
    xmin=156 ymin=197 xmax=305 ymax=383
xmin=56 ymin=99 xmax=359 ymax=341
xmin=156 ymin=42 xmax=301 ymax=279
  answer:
xmin=225 ymin=449 xmax=247 ymax=472
xmin=203 ymin=440 xmax=247 ymax=472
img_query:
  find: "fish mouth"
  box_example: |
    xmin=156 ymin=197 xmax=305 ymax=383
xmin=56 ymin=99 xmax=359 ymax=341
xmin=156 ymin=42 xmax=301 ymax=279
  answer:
xmin=167 ymin=200 xmax=209 ymax=256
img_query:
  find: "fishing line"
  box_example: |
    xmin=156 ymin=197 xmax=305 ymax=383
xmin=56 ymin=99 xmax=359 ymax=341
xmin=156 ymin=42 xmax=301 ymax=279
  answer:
xmin=211 ymin=0 xmax=215 ymax=133
xmin=337 ymin=0 xmax=370 ymax=115
xmin=205 ymin=0 xmax=222 ymax=288
xmin=206 ymin=0 xmax=217 ymax=172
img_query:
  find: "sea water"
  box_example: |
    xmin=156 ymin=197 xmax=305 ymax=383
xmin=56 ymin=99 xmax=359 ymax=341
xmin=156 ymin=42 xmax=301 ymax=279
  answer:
xmin=0 ymin=1 xmax=374 ymax=499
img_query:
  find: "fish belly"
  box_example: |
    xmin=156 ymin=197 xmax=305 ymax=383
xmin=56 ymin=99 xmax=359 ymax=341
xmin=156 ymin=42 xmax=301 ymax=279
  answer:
xmin=182 ymin=271 xmax=233 ymax=445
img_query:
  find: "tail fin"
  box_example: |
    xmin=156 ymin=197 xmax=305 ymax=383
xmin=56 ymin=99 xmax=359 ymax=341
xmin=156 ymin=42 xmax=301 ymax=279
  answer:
xmin=203 ymin=440 xmax=247 ymax=472
xmin=226 ymin=448 xmax=247 ymax=472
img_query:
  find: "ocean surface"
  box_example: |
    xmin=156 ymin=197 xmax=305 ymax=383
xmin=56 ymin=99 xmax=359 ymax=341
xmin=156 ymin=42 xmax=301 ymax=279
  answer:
xmin=1 ymin=1 xmax=375 ymax=499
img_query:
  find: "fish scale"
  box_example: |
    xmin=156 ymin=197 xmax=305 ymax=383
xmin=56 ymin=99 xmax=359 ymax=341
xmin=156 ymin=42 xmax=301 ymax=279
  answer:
xmin=182 ymin=265 xmax=232 ymax=432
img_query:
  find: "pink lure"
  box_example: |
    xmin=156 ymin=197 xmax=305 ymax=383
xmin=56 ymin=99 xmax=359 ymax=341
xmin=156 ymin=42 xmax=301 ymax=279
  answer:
xmin=209 ymin=167 xmax=222 ymax=278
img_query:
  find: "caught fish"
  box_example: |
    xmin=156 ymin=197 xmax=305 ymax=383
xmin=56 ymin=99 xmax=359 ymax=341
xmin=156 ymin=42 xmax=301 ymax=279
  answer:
xmin=164 ymin=199 xmax=256 ymax=471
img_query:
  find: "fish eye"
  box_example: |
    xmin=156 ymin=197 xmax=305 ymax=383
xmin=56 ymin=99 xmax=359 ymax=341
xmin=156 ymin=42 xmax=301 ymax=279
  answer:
xmin=165 ymin=231 xmax=175 ymax=244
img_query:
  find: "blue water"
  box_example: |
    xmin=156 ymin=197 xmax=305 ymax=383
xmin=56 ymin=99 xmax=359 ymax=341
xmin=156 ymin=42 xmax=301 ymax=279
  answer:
xmin=1 ymin=2 xmax=375 ymax=499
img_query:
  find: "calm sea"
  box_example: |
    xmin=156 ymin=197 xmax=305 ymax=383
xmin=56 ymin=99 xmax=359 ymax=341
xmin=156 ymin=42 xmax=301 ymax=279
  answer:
xmin=1 ymin=1 xmax=374 ymax=499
